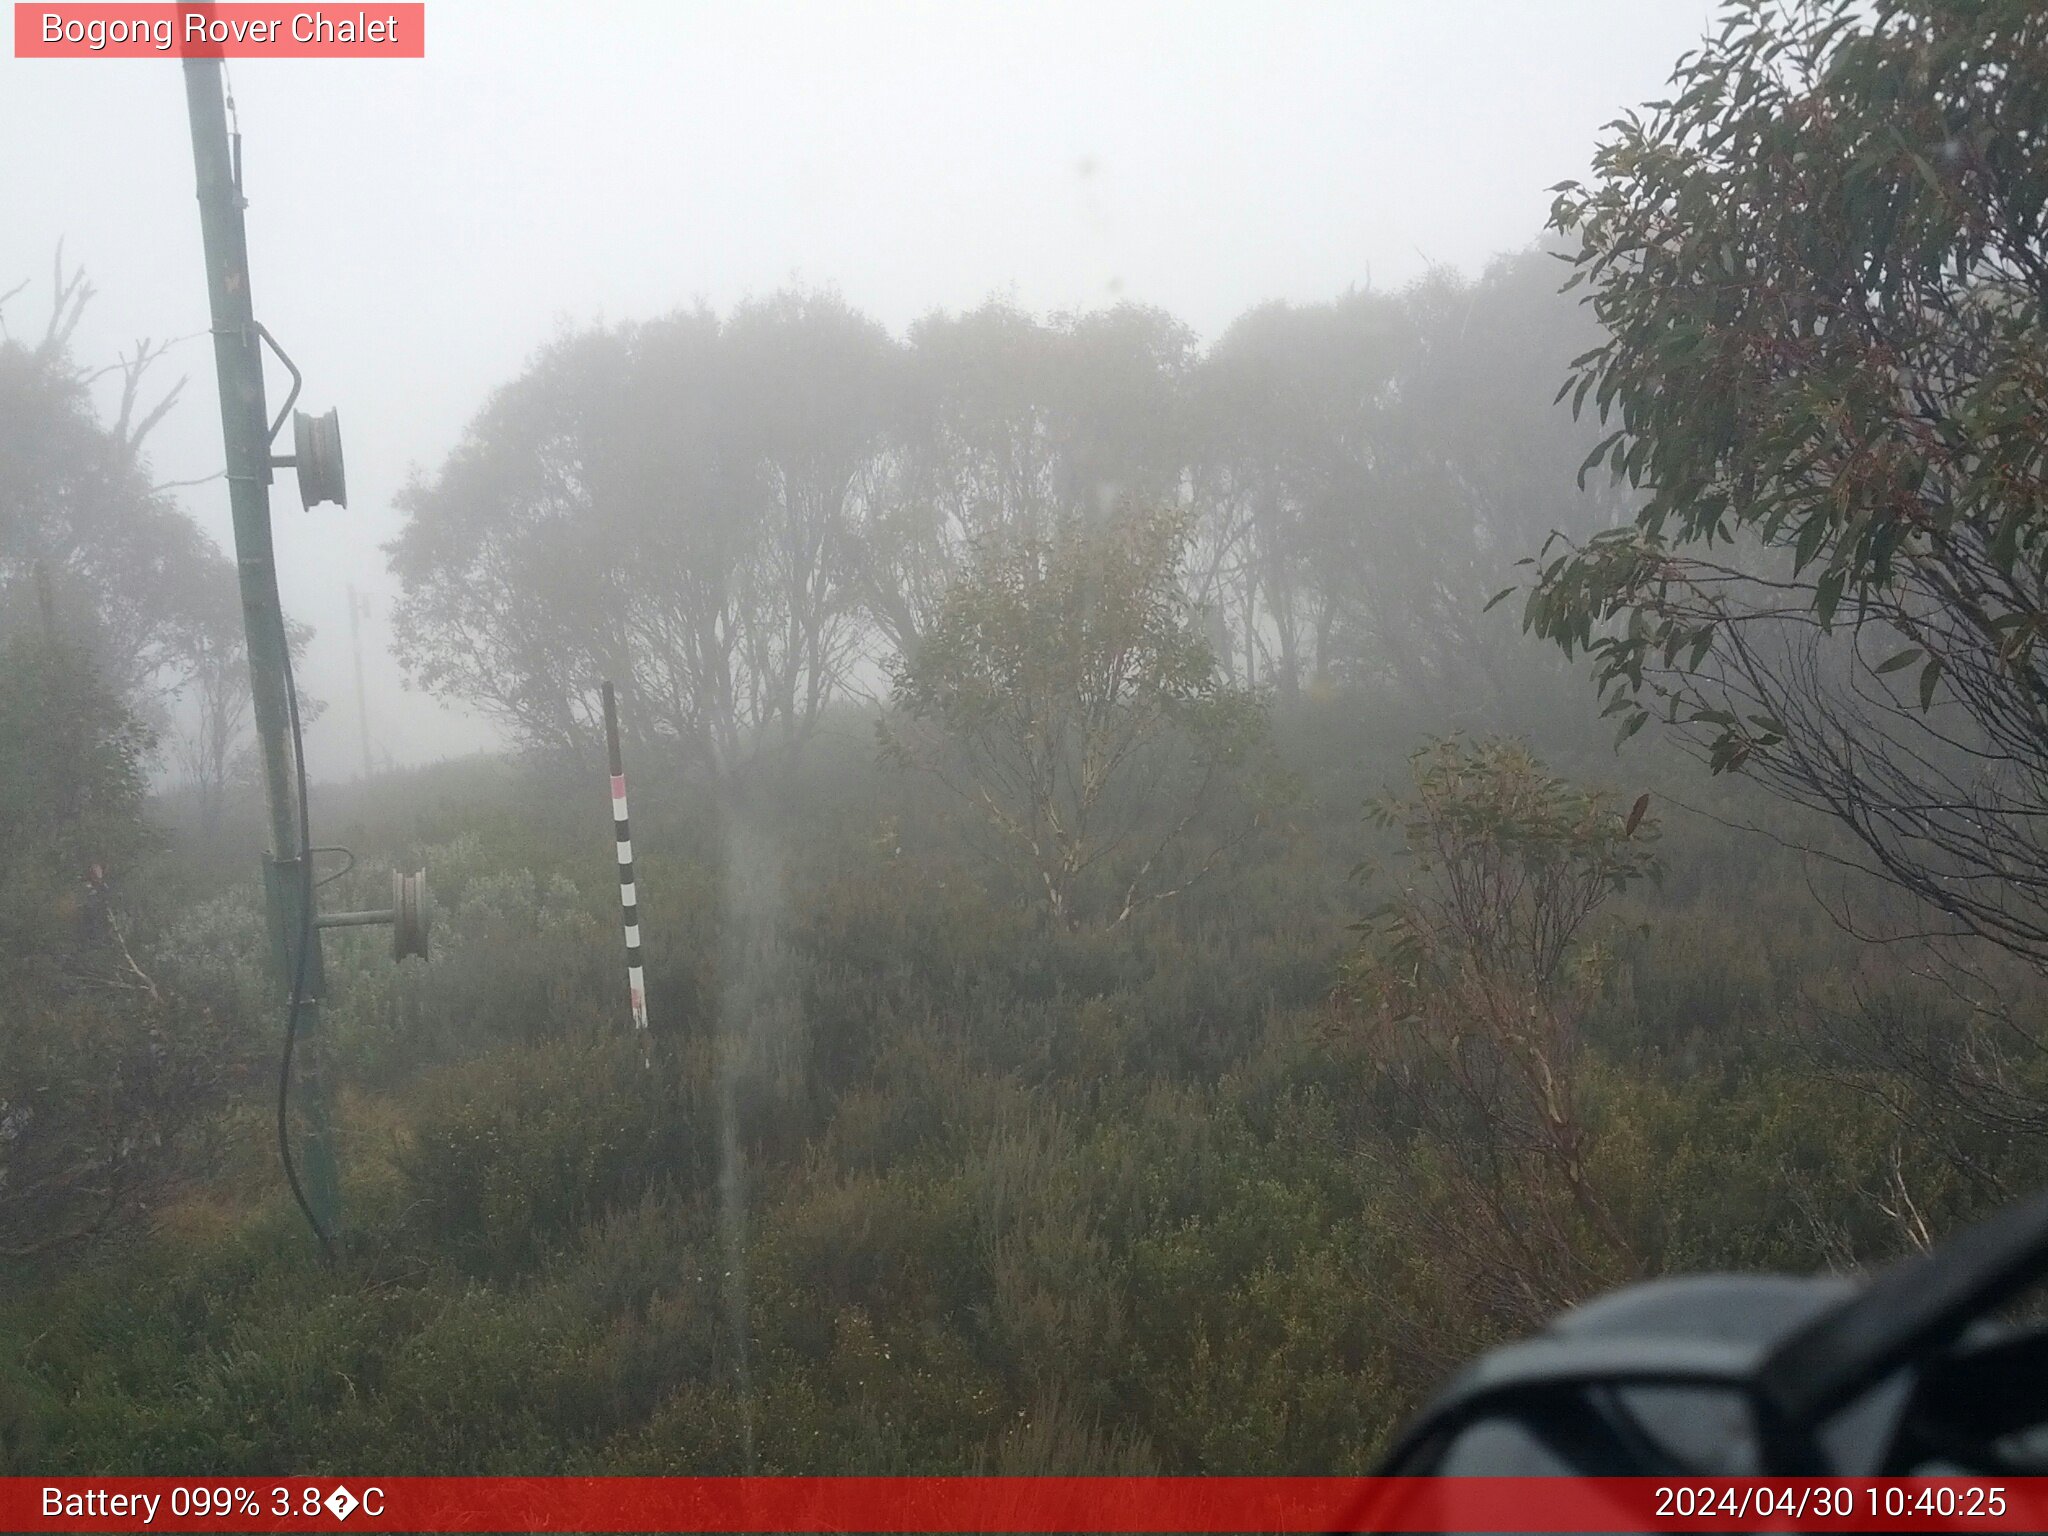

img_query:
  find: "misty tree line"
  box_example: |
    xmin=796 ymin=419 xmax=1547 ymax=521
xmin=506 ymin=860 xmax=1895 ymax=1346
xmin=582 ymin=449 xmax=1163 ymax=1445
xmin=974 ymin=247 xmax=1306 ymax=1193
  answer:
xmin=388 ymin=247 xmax=1636 ymax=775
xmin=0 ymin=246 xmax=1636 ymax=797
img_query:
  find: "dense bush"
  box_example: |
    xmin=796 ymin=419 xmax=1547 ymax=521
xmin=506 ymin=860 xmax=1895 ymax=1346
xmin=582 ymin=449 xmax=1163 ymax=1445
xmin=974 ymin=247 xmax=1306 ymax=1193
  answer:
xmin=4 ymin=698 xmax=2043 ymax=1475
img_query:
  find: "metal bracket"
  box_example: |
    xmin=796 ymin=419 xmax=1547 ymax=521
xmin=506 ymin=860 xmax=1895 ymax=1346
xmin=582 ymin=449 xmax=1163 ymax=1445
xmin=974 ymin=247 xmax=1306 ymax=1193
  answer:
xmin=254 ymin=321 xmax=302 ymax=446
xmin=314 ymin=868 xmax=430 ymax=962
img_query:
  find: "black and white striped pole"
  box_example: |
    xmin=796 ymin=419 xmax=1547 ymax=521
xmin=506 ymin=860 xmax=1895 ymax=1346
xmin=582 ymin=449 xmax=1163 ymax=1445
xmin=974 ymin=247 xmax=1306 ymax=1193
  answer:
xmin=602 ymin=681 xmax=650 ymax=1054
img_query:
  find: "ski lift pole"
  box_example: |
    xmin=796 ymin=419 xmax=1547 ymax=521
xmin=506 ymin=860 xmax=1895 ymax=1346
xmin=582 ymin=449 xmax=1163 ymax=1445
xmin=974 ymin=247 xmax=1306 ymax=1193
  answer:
xmin=183 ymin=57 xmax=338 ymax=1234
xmin=602 ymin=682 xmax=651 ymax=1056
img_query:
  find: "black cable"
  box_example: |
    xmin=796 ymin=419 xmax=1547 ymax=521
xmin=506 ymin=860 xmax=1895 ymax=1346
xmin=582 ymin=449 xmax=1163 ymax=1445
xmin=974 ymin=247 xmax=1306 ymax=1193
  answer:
xmin=278 ymin=635 xmax=335 ymax=1263
xmin=310 ymin=845 xmax=356 ymax=889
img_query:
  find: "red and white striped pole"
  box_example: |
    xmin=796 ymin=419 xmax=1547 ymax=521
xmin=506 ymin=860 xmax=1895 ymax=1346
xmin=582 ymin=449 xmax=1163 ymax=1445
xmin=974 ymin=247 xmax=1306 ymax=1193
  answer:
xmin=601 ymin=681 xmax=650 ymax=1045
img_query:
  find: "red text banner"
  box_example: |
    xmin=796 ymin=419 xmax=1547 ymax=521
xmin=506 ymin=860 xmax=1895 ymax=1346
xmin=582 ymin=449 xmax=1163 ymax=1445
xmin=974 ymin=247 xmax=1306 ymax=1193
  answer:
xmin=14 ymin=5 xmax=425 ymax=58
xmin=5 ymin=1476 xmax=2048 ymax=1533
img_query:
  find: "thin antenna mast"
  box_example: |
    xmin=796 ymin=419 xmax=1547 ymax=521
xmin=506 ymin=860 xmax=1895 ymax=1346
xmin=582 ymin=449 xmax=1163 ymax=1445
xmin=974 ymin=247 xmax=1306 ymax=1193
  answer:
xmin=348 ymin=583 xmax=372 ymax=780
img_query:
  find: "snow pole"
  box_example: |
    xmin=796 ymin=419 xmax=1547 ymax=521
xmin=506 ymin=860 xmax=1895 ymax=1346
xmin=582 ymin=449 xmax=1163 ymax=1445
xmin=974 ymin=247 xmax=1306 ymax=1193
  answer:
xmin=601 ymin=681 xmax=650 ymax=1055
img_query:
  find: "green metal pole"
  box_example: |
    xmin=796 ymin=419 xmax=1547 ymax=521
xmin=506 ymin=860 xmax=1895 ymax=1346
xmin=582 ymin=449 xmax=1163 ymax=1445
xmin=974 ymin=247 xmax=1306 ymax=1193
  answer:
xmin=183 ymin=58 xmax=338 ymax=1238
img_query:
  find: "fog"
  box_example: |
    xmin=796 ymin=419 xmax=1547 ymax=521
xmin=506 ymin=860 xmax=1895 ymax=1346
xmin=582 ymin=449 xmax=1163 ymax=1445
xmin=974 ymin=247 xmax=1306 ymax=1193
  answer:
xmin=12 ymin=1 xmax=2048 ymax=1485
xmin=3 ymin=0 xmax=1714 ymax=778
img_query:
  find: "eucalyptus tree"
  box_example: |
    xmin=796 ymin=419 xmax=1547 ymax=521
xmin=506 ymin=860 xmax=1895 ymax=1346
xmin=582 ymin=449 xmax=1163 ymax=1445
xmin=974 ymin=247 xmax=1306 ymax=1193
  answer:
xmin=1197 ymin=286 xmax=1471 ymax=701
xmin=1355 ymin=254 xmax=1636 ymax=724
xmin=1192 ymin=258 xmax=1627 ymax=717
xmin=0 ymin=286 xmax=234 ymax=715
xmin=884 ymin=503 xmax=1270 ymax=929
xmin=389 ymin=321 xmax=643 ymax=759
xmin=1530 ymin=0 xmax=2048 ymax=966
xmin=867 ymin=301 xmax=1197 ymax=656
xmin=721 ymin=290 xmax=897 ymax=729
xmin=1345 ymin=738 xmax=1658 ymax=1333
xmin=390 ymin=293 xmax=891 ymax=778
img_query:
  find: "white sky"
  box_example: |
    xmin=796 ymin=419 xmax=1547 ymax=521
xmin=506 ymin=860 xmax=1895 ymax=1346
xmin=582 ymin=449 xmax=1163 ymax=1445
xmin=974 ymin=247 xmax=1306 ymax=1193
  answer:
xmin=2 ymin=0 xmax=1717 ymax=775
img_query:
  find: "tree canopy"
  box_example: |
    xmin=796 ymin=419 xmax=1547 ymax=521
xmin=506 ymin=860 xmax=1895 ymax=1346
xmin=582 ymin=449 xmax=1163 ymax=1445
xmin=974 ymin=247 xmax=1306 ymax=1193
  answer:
xmin=1532 ymin=0 xmax=2048 ymax=965
xmin=885 ymin=504 xmax=1269 ymax=928
xmin=0 ymin=326 xmax=238 ymax=715
xmin=388 ymin=296 xmax=895 ymax=776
